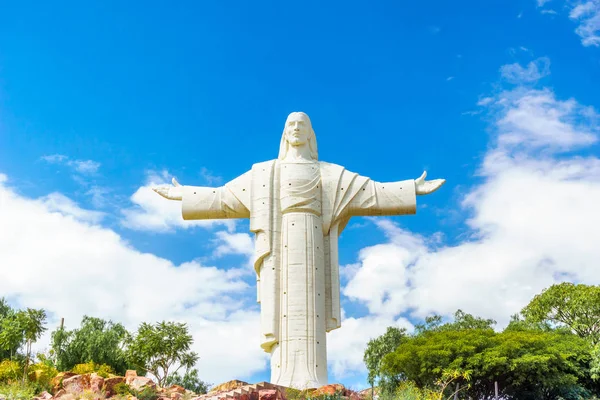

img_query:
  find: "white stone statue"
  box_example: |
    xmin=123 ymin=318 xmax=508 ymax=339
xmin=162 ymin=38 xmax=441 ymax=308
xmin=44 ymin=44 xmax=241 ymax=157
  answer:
xmin=153 ymin=112 xmax=444 ymax=389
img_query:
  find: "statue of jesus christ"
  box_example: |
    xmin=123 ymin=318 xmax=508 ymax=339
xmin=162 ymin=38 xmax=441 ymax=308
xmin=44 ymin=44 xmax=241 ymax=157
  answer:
xmin=153 ymin=112 xmax=445 ymax=389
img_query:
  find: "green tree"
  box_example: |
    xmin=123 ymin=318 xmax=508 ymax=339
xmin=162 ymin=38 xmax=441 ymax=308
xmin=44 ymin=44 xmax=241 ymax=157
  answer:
xmin=0 ymin=311 xmax=25 ymax=361
xmin=50 ymin=316 xmax=132 ymax=374
xmin=165 ymin=368 xmax=210 ymax=394
xmin=0 ymin=298 xmax=11 ymax=319
xmin=127 ymin=321 xmax=199 ymax=387
xmin=381 ymin=311 xmax=596 ymax=399
xmin=19 ymin=308 xmax=47 ymax=383
xmin=521 ymin=282 xmax=600 ymax=344
xmin=591 ymin=343 xmax=600 ymax=381
xmin=363 ymin=326 xmax=407 ymax=389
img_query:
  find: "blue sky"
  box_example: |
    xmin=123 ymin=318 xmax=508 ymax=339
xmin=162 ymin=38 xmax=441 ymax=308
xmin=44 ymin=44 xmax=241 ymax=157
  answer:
xmin=1 ymin=0 xmax=600 ymax=389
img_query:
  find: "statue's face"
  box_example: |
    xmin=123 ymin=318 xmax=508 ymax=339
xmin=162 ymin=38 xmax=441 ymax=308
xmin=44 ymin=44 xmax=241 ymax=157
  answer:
xmin=285 ymin=115 xmax=311 ymax=147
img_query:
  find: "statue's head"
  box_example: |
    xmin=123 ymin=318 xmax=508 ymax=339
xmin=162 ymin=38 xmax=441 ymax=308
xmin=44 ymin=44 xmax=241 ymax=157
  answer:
xmin=278 ymin=112 xmax=318 ymax=160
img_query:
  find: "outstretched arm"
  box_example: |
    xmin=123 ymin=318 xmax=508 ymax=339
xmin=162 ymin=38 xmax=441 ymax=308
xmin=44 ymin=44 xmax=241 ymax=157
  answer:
xmin=347 ymin=171 xmax=445 ymax=217
xmin=153 ymin=172 xmax=251 ymax=220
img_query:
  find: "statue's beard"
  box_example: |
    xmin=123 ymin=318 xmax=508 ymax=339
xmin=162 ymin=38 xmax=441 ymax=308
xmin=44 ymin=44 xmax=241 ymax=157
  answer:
xmin=287 ymin=137 xmax=308 ymax=147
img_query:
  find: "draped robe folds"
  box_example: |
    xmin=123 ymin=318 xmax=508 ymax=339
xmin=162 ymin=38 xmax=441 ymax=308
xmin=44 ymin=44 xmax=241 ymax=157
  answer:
xmin=181 ymin=160 xmax=417 ymax=388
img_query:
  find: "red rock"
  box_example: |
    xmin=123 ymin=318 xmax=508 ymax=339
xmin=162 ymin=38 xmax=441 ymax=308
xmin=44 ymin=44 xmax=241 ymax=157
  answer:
xmin=170 ymin=393 xmax=183 ymax=400
xmin=125 ymin=369 xmax=138 ymax=385
xmin=168 ymin=384 xmax=186 ymax=394
xmin=32 ymin=391 xmax=53 ymax=400
xmin=90 ymin=373 xmax=104 ymax=393
xmin=208 ymin=380 xmax=249 ymax=394
xmin=103 ymin=376 xmax=125 ymax=397
xmin=62 ymin=374 xmax=91 ymax=394
xmin=128 ymin=375 xmax=156 ymax=391
xmin=53 ymin=389 xmax=66 ymax=398
xmin=313 ymin=384 xmax=345 ymax=397
xmin=258 ymin=389 xmax=283 ymax=400
xmin=50 ymin=372 xmax=77 ymax=394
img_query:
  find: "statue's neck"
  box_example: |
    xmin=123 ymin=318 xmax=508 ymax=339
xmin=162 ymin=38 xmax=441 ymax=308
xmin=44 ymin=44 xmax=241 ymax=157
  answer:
xmin=284 ymin=144 xmax=313 ymax=162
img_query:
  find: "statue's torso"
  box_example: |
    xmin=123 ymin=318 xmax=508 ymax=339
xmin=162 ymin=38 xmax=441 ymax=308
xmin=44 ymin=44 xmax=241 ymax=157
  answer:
xmin=279 ymin=161 xmax=322 ymax=216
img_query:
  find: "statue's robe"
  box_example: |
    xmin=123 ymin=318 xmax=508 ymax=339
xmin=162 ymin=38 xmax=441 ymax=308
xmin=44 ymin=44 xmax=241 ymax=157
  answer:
xmin=180 ymin=159 xmax=416 ymax=388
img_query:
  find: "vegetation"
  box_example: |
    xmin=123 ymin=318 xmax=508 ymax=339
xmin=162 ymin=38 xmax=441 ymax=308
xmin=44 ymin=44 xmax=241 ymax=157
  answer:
xmin=366 ymin=293 xmax=600 ymax=400
xmin=363 ymin=326 xmax=406 ymax=389
xmin=50 ymin=316 xmax=132 ymax=374
xmin=71 ymin=361 xmax=115 ymax=378
xmin=127 ymin=321 xmax=199 ymax=387
xmin=0 ymin=297 xmax=208 ymax=398
xmin=165 ymin=367 xmax=210 ymax=394
xmin=3 ymin=283 xmax=600 ymax=399
xmin=521 ymin=282 xmax=600 ymax=344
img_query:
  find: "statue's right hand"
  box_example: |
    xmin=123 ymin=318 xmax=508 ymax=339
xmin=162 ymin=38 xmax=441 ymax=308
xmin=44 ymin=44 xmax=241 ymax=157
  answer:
xmin=152 ymin=177 xmax=183 ymax=201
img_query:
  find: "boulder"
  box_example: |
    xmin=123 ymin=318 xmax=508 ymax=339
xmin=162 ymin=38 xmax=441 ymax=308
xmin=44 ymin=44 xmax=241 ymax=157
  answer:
xmin=50 ymin=371 xmax=77 ymax=394
xmin=90 ymin=373 xmax=104 ymax=393
xmin=168 ymin=384 xmax=186 ymax=394
xmin=258 ymin=389 xmax=283 ymax=400
xmin=208 ymin=379 xmax=249 ymax=394
xmin=357 ymin=388 xmax=375 ymax=399
xmin=312 ymin=384 xmax=346 ymax=396
xmin=103 ymin=376 xmax=126 ymax=397
xmin=125 ymin=369 xmax=138 ymax=384
xmin=170 ymin=393 xmax=183 ymax=400
xmin=32 ymin=391 xmax=53 ymax=400
xmin=53 ymin=389 xmax=66 ymax=399
xmin=128 ymin=376 xmax=157 ymax=391
xmin=62 ymin=374 xmax=91 ymax=394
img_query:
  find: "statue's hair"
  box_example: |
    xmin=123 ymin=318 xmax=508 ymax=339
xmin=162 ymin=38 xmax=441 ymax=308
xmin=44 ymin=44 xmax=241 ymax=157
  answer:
xmin=278 ymin=112 xmax=318 ymax=160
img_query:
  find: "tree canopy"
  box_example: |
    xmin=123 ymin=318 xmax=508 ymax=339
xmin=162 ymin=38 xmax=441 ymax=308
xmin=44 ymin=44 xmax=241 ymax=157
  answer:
xmin=127 ymin=321 xmax=199 ymax=387
xmin=51 ymin=316 xmax=132 ymax=374
xmin=521 ymin=282 xmax=600 ymax=344
xmin=372 ymin=310 xmax=598 ymax=399
xmin=363 ymin=326 xmax=406 ymax=388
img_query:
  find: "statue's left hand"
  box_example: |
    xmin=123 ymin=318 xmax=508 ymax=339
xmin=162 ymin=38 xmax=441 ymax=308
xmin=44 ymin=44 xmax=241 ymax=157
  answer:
xmin=415 ymin=171 xmax=445 ymax=195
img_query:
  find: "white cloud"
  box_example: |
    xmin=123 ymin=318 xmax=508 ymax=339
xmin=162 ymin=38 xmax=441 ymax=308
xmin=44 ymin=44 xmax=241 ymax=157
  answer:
xmin=85 ymin=186 xmax=112 ymax=208
xmin=41 ymin=154 xmax=101 ymax=175
xmin=41 ymin=154 xmax=68 ymax=163
xmin=212 ymin=231 xmax=255 ymax=271
xmin=494 ymin=87 xmax=598 ymax=150
xmin=41 ymin=192 xmax=105 ymax=224
xmin=500 ymin=57 xmax=551 ymax=84
xmin=0 ymin=178 xmax=267 ymax=383
xmin=71 ymin=160 xmax=101 ymax=174
xmin=327 ymin=315 xmax=413 ymax=385
xmin=343 ymin=67 xmax=600 ymax=339
xmin=570 ymin=1 xmax=600 ymax=46
xmin=121 ymin=170 xmax=235 ymax=232
xmin=538 ymin=0 xmax=600 ymax=46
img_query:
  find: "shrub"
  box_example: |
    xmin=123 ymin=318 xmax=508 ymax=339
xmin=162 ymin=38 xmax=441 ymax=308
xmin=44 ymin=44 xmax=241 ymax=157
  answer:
xmin=0 ymin=360 xmax=21 ymax=383
xmin=113 ymin=382 xmax=131 ymax=396
xmin=0 ymin=381 xmax=37 ymax=400
xmin=72 ymin=361 xmax=114 ymax=378
xmin=27 ymin=361 xmax=58 ymax=393
xmin=133 ymin=386 xmax=159 ymax=400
